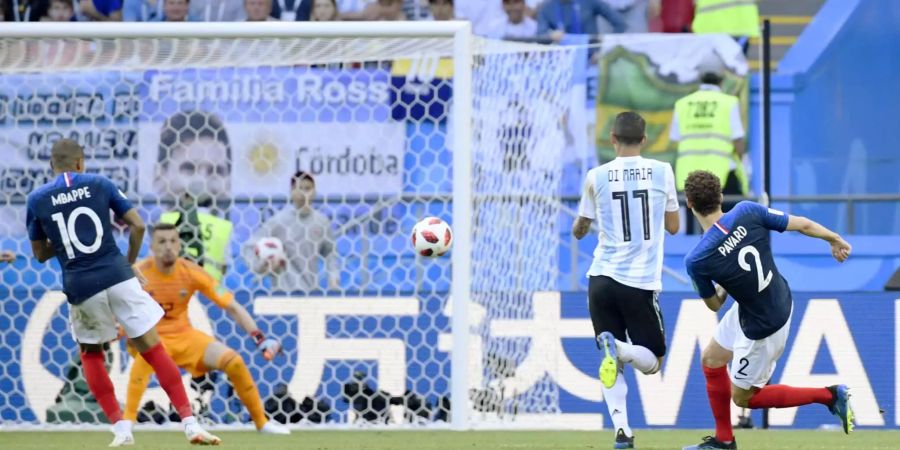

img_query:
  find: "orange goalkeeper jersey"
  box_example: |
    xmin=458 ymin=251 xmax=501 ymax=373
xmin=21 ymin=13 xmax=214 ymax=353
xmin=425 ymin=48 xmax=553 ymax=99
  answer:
xmin=136 ymin=257 xmax=234 ymax=335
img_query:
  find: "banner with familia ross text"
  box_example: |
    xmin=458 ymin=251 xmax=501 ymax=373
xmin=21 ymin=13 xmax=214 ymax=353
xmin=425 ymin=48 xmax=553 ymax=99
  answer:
xmin=136 ymin=67 xmax=404 ymax=199
xmin=0 ymin=66 xmax=407 ymax=203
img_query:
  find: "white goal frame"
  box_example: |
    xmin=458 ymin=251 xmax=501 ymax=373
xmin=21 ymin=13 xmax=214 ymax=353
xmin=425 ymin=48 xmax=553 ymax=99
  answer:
xmin=0 ymin=21 xmax=474 ymax=430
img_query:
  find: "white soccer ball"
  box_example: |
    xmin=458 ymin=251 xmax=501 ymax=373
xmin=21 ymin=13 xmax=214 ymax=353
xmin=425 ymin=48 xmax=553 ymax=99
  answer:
xmin=254 ymin=237 xmax=287 ymax=272
xmin=411 ymin=217 xmax=452 ymax=257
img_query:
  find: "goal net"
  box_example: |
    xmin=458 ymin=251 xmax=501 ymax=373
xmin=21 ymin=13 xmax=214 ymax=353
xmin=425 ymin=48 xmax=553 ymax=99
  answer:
xmin=0 ymin=23 xmax=577 ymax=429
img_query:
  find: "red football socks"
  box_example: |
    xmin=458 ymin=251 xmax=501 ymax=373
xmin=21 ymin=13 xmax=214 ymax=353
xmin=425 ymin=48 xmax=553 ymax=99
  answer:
xmin=703 ymin=365 xmax=734 ymax=443
xmin=80 ymin=350 xmax=123 ymax=424
xmin=140 ymin=343 xmax=193 ymax=419
xmin=748 ymin=385 xmax=833 ymax=409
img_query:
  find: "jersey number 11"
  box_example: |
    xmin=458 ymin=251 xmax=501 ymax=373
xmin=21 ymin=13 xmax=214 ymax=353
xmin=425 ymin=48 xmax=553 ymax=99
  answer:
xmin=611 ymin=190 xmax=650 ymax=242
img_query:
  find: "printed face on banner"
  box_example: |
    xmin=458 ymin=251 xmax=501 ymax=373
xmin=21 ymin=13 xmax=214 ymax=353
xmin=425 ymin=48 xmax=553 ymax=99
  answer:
xmin=138 ymin=67 xmax=403 ymax=198
xmin=154 ymin=134 xmax=231 ymax=202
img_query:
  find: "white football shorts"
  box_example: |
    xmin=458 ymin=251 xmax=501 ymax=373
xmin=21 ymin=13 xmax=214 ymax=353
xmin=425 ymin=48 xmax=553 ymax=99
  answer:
xmin=713 ymin=303 xmax=792 ymax=390
xmin=69 ymin=277 xmax=164 ymax=344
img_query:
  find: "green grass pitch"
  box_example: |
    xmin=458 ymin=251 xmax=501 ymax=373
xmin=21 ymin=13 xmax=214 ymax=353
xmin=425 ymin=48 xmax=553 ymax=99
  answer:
xmin=2 ymin=430 xmax=898 ymax=450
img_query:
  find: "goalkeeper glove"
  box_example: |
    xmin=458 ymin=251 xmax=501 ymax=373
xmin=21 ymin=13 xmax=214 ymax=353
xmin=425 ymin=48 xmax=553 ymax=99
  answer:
xmin=250 ymin=330 xmax=281 ymax=361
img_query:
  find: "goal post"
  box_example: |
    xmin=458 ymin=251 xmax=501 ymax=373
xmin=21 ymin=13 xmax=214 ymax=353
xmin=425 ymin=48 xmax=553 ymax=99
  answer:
xmin=0 ymin=22 xmax=576 ymax=430
xmin=449 ymin=22 xmax=473 ymax=431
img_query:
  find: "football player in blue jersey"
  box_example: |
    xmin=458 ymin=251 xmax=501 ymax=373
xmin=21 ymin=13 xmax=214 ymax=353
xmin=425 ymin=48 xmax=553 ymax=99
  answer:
xmin=681 ymin=170 xmax=853 ymax=450
xmin=26 ymin=139 xmax=221 ymax=447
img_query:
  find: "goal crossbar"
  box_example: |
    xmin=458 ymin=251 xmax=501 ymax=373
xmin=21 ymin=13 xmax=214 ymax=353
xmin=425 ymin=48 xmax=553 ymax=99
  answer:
xmin=0 ymin=21 xmax=472 ymax=39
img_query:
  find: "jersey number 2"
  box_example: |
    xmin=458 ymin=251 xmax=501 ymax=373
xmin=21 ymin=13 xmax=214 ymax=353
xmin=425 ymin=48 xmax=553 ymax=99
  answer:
xmin=51 ymin=207 xmax=104 ymax=259
xmin=611 ymin=190 xmax=650 ymax=242
xmin=738 ymin=245 xmax=773 ymax=292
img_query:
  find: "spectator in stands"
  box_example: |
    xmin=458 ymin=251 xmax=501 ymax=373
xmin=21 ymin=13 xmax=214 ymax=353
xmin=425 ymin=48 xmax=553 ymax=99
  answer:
xmin=191 ymin=0 xmax=245 ymax=20
xmin=3 ymin=0 xmax=49 ymax=21
xmin=599 ymin=0 xmax=661 ymax=33
xmin=337 ymin=0 xmax=366 ymax=16
xmin=271 ymin=0 xmax=311 ymax=21
xmin=427 ymin=0 xmax=452 ymax=20
xmin=339 ymin=0 xmax=425 ymax=20
xmin=343 ymin=0 xmax=403 ymax=20
xmin=660 ymin=0 xmax=693 ymax=33
xmin=245 ymin=0 xmax=277 ymax=20
xmin=42 ymin=0 xmax=75 ymax=20
xmin=491 ymin=0 xmax=538 ymax=39
xmin=79 ymin=0 xmax=123 ymax=20
xmin=310 ymin=0 xmax=338 ymax=20
xmin=691 ymin=0 xmax=759 ymax=54
xmin=123 ymin=0 xmax=162 ymax=20
xmin=455 ymin=0 xmax=539 ymax=37
xmin=404 ymin=0 xmax=427 ymax=20
xmin=536 ymin=0 xmax=627 ymax=40
xmin=242 ymin=171 xmax=340 ymax=293
xmin=161 ymin=0 xmax=192 ymax=21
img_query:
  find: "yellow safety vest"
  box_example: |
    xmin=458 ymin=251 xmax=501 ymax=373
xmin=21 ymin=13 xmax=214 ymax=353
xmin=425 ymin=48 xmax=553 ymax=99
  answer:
xmin=673 ymin=89 xmax=748 ymax=194
xmin=160 ymin=211 xmax=233 ymax=281
xmin=692 ymin=0 xmax=760 ymax=38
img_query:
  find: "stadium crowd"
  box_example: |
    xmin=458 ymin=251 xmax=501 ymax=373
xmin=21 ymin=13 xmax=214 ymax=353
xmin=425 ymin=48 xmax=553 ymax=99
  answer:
xmin=0 ymin=0 xmax=702 ymax=38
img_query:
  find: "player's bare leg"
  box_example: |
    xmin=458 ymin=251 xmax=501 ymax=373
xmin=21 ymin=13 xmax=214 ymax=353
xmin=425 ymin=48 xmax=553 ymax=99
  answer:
xmin=130 ymin=328 xmax=222 ymax=445
xmin=203 ymin=342 xmax=290 ymax=435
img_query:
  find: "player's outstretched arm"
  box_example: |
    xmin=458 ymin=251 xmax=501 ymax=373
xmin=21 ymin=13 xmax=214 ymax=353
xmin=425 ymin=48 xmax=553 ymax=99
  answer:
xmin=225 ymin=301 xmax=260 ymax=336
xmin=223 ymin=302 xmax=282 ymax=360
xmin=786 ymin=215 xmax=852 ymax=263
xmin=119 ymin=209 xmax=147 ymax=264
xmin=195 ymin=265 xmax=282 ymax=361
xmin=572 ymin=217 xmax=593 ymax=240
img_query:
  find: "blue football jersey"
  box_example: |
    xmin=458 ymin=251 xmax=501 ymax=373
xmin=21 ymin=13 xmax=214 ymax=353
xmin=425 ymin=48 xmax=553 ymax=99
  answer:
xmin=26 ymin=172 xmax=136 ymax=304
xmin=684 ymin=201 xmax=791 ymax=340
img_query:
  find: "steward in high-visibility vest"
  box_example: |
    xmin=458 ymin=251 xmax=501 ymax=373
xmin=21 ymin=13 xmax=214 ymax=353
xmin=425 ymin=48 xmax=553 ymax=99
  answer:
xmin=670 ymin=72 xmax=748 ymax=196
xmin=160 ymin=206 xmax=233 ymax=282
xmin=692 ymin=0 xmax=760 ymax=38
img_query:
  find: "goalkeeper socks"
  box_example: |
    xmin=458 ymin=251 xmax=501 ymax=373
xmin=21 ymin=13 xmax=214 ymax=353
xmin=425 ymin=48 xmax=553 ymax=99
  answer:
xmin=602 ymin=371 xmax=632 ymax=437
xmin=80 ymin=350 xmax=123 ymax=424
xmin=703 ymin=365 xmax=734 ymax=443
xmin=220 ymin=351 xmax=269 ymax=429
xmin=747 ymin=385 xmax=833 ymax=409
xmin=124 ymin=357 xmax=154 ymax=421
xmin=140 ymin=343 xmax=194 ymax=420
xmin=615 ymin=340 xmax=659 ymax=374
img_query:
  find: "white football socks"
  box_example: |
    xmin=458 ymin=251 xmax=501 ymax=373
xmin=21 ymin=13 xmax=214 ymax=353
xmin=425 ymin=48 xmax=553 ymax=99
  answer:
xmin=602 ymin=372 xmax=632 ymax=437
xmin=616 ymin=339 xmax=659 ymax=374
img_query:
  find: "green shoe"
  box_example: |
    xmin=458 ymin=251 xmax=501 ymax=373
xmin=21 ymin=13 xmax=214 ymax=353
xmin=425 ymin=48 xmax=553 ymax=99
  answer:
xmin=598 ymin=331 xmax=619 ymax=389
